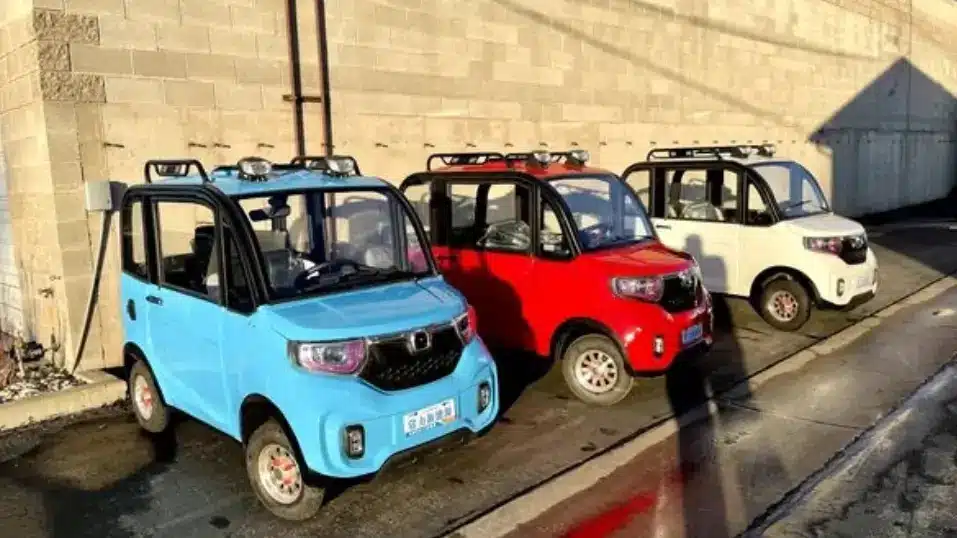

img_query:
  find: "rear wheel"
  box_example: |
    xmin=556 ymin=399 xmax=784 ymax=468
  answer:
xmin=245 ymin=419 xmax=325 ymax=521
xmin=561 ymin=334 xmax=634 ymax=406
xmin=758 ymin=278 xmax=811 ymax=332
xmin=129 ymin=360 xmax=170 ymax=433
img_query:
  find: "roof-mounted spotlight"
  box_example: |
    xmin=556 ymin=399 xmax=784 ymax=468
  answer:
xmin=326 ymin=156 xmax=356 ymax=176
xmin=530 ymin=150 xmax=551 ymax=167
xmin=567 ymin=149 xmax=590 ymax=165
xmin=237 ymin=156 xmax=273 ymax=181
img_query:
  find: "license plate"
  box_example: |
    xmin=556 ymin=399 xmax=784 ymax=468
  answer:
xmin=856 ymin=275 xmax=871 ymax=289
xmin=403 ymin=399 xmax=456 ymax=437
xmin=681 ymin=323 xmax=703 ymax=346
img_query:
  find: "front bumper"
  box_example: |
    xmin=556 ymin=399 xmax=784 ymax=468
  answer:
xmin=616 ymin=292 xmax=715 ymax=375
xmin=286 ymin=338 xmax=499 ymax=479
xmin=814 ymin=248 xmax=879 ymax=307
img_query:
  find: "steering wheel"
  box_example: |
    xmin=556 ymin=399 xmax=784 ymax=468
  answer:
xmin=579 ymin=221 xmax=613 ymax=247
xmin=293 ymin=259 xmax=362 ymax=289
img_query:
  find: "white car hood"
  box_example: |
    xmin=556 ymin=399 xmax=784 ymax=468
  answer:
xmin=781 ymin=212 xmax=865 ymax=237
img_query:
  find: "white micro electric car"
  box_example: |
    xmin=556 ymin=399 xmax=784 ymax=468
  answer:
xmin=622 ymin=145 xmax=878 ymax=332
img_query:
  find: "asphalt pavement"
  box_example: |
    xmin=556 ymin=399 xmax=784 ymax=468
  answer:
xmin=752 ymin=354 xmax=957 ymax=538
xmin=0 ymin=226 xmax=956 ymax=538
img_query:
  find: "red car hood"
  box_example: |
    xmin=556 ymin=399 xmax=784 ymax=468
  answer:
xmin=583 ymin=241 xmax=693 ymax=277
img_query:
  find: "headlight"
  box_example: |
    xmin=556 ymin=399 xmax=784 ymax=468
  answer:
xmin=611 ymin=276 xmax=664 ymax=302
xmin=289 ymin=339 xmax=366 ymax=374
xmin=454 ymin=304 xmax=478 ymax=344
xmin=803 ymin=236 xmax=842 ymax=255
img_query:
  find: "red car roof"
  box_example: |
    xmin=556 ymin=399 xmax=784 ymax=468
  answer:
xmin=429 ymin=159 xmax=614 ymax=180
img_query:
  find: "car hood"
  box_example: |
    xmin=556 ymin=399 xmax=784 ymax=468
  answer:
xmin=259 ymin=277 xmax=466 ymax=341
xmin=584 ymin=241 xmax=693 ymax=277
xmin=780 ymin=212 xmax=865 ymax=237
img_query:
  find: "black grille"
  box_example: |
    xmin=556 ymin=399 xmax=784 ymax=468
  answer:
xmin=359 ymin=325 xmax=463 ymax=391
xmin=660 ymin=271 xmax=699 ymax=313
xmin=839 ymin=235 xmax=867 ymax=265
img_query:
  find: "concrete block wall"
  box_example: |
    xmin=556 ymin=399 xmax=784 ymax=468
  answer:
xmin=0 ymin=0 xmax=955 ymax=370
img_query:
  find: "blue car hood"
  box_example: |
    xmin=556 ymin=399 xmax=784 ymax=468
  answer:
xmin=259 ymin=277 xmax=466 ymax=341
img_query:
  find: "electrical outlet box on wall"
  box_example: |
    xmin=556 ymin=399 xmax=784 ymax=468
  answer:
xmin=84 ymin=181 xmax=127 ymax=212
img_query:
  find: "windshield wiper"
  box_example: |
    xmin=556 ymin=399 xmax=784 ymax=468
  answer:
xmin=298 ymin=266 xmax=415 ymax=294
xmin=780 ymin=199 xmax=814 ymax=211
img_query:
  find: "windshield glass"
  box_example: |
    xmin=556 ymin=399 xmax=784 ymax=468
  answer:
xmin=750 ymin=161 xmax=830 ymax=219
xmin=548 ymin=175 xmax=655 ymax=251
xmin=236 ymin=189 xmax=431 ymax=300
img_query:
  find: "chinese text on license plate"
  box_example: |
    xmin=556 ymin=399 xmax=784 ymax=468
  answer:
xmin=682 ymin=323 xmax=703 ymax=346
xmin=403 ymin=399 xmax=456 ymax=437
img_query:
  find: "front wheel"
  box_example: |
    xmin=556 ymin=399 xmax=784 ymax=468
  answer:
xmin=245 ymin=419 xmax=326 ymax=521
xmin=758 ymin=278 xmax=812 ymax=332
xmin=561 ymin=334 xmax=634 ymax=406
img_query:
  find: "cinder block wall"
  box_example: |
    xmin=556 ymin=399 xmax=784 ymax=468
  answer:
xmin=1 ymin=0 xmax=956 ymax=370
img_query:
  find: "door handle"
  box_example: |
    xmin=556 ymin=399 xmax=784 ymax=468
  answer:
xmin=436 ymin=254 xmax=458 ymax=262
xmin=656 ymin=224 xmax=671 ymax=230
xmin=146 ymin=295 xmax=163 ymax=305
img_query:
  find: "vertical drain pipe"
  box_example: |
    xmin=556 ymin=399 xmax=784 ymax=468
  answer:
xmin=315 ymin=0 xmax=334 ymax=157
xmin=285 ymin=0 xmax=307 ymax=156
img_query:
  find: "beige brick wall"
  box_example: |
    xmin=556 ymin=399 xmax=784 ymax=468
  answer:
xmin=0 ymin=0 xmax=955 ymax=370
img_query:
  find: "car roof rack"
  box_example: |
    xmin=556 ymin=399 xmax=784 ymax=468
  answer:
xmin=290 ymin=155 xmax=362 ymax=176
xmin=426 ymin=152 xmax=505 ymax=171
xmin=646 ymin=144 xmax=776 ymax=161
xmin=143 ymin=159 xmax=210 ymax=184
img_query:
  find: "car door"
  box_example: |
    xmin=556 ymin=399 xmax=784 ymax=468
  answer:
xmin=637 ymin=164 xmax=741 ymax=293
xmin=150 ymin=196 xmax=229 ymax=430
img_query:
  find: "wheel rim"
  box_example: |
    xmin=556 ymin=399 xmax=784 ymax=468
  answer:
xmin=257 ymin=443 xmax=303 ymax=505
xmin=573 ymin=349 xmax=620 ymax=395
xmin=133 ymin=375 xmax=154 ymax=420
xmin=767 ymin=290 xmax=799 ymax=322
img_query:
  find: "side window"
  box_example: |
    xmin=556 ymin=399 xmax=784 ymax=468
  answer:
xmin=664 ymin=168 xmax=727 ymax=223
xmin=745 ymin=181 xmax=773 ymax=226
xmin=625 ymin=168 xmax=651 ymax=210
xmin=448 ymin=183 xmax=479 ymax=247
xmin=718 ymin=170 xmax=741 ymax=223
xmin=121 ymin=199 xmax=148 ymax=280
xmin=479 ymin=183 xmax=531 ymax=252
xmin=403 ymin=181 xmax=431 ymax=233
xmin=540 ymin=196 xmax=571 ymax=258
xmin=155 ymin=200 xmax=219 ymax=300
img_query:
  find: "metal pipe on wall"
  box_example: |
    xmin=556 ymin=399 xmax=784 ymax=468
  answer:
xmin=315 ymin=0 xmax=334 ymax=157
xmin=285 ymin=0 xmax=307 ymax=157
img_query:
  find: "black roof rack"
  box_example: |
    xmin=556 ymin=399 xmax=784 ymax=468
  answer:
xmin=291 ymin=155 xmax=362 ymax=175
xmin=143 ymin=159 xmax=210 ymax=184
xmin=646 ymin=144 xmax=775 ymax=161
xmin=426 ymin=152 xmax=505 ymax=171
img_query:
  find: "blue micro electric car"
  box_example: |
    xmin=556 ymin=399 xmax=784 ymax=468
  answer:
xmin=120 ymin=155 xmax=499 ymax=520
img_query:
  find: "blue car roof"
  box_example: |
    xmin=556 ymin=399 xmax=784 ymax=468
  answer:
xmin=152 ymin=168 xmax=390 ymax=197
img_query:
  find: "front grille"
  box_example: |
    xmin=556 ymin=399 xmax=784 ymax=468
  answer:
xmin=840 ymin=235 xmax=867 ymax=265
xmin=359 ymin=324 xmax=463 ymax=391
xmin=660 ymin=270 xmax=699 ymax=313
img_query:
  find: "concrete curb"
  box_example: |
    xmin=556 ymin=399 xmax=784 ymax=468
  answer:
xmin=448 ymin=274 xmax=957 ymax=538
xmin=0 ymin=369 xmax=127 ymax=432
xmin=866 ymin=220 xmax=957 ymax=236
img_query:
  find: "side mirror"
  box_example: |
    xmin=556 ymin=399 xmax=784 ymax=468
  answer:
xmin=540 ymin=230 xmax=571 ymax=257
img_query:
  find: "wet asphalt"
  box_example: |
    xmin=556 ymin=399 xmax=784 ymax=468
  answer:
xmin=0 ymin=227 xmax=956 ymax=538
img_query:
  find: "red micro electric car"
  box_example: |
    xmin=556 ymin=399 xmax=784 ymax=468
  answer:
xmin=400 ymin=149 xmax=714 ymax=405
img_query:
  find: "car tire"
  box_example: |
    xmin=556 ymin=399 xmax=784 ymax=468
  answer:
xmin=245 ymin=419 xmax=325 ymax=521
xmin=758 ymin=278 xmax=811 ymax=332
xmin=129 ymin=360 xmax=171 ymax=434
xmin=560 ymin=334 xmax=634 ymax=406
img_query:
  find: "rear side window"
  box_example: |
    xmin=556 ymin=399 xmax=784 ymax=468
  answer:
xmin=403 ymin=181 xmax=432 ymax=233
xmin=121 ymin=199 xmax=148 ymax=280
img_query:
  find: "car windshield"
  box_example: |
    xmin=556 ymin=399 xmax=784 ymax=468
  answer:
xmin=236 ymin=188 xmax=431 ymax=300
xmin=548 ymin=175 xmax=655 ymax=251
xmin=750 ymin=161 xmax=830 ymax=219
